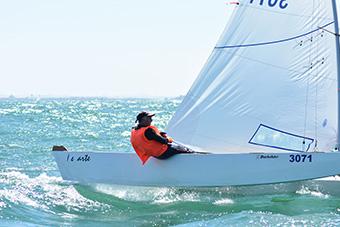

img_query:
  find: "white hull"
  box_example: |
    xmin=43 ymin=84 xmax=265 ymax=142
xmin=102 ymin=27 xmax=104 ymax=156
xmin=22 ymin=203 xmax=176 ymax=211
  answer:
xmin=53 ymin=151 xmax=340 ymax=187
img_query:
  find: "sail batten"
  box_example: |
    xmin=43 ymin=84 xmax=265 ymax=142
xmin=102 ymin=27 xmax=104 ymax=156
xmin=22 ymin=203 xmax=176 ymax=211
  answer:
xmin=167 ymin=0 xmax=338 ymax=153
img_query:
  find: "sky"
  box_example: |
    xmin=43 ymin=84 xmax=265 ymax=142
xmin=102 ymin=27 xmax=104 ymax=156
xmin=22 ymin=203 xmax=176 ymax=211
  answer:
xmin=0 ymin=0 xmax=232 ymax=98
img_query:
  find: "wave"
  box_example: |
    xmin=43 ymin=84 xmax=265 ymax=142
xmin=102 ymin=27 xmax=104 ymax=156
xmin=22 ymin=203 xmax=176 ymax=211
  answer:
xmin=0 ymin=170 xmax=110 ymax=212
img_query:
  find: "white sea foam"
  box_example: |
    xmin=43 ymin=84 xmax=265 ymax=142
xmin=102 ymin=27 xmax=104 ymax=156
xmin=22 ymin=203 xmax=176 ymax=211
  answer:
xmin=21 ymin=103 xmax=36 ymax=108
xmin=84 ymin=115 xmax=100 ymax=123
xmin=0 ymin=201 xmax=6 ymax=208
xmin=0 ymin=187 xmax=42 ymax=209
xmin=111 ymin=123 xmax=123 ymax=128
xmin=0 ymin=108 xmax=17 ymax=115
xmin=120 ymin=131 xmax=130 ymax=137
xmin=213 ymin=198 xmax=234 ymax=205
xmin=296 ymin=186 xmax=330 ymax=199
xmin=22 ymin=108 xmax=43 ymax=114
xmin=6 ymin=144 xmax=24 ymax=148
xmin=93 ymin=184 xmax=199 ymax=204
xmin=152 ymin=190 xmax=200 ymax=204
xmin=0 ymin=170 xmax=110 ymax=212
xmin=60 ymin=212 xmax=79 ymax=219
xmin=85 ymin=131 xmax=99 ymax=138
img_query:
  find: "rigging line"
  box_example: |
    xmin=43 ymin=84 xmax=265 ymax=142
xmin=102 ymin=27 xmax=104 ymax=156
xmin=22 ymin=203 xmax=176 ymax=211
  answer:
xmin=215 ymin=21 xmax=334 ymax=49
xmin=318 ymin=27 xmax=340 ymax=36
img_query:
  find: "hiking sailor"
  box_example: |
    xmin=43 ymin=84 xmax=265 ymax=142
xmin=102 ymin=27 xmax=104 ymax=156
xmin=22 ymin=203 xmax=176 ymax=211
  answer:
xmin=130 ymin=111 xmax=194 ymax=164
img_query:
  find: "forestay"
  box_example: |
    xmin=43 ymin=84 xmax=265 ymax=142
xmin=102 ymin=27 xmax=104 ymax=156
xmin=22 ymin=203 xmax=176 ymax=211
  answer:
xmin=167 ymin=0 xmax=339 ymax=153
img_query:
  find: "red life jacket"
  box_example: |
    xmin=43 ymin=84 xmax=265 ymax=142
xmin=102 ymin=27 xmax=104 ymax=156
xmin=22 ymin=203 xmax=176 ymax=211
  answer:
xmin=130 ymin=125 xmax=168 ymax=164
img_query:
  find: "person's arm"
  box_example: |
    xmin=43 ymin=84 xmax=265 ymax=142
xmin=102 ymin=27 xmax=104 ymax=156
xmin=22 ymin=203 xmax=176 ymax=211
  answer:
xmin=145 ymin=128 xmax=169 ymax=144
xmin=160 ymin=132 xmax=169 ymax=138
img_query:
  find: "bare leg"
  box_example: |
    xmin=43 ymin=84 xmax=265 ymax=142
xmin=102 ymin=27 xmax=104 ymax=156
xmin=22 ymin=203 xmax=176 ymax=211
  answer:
xmin=156 ymin=144 xmax=194 ymax=160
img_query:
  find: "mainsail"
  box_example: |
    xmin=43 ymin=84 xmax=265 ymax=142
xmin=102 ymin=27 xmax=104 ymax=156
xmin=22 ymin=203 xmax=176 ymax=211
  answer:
xmin=167 ymin=0 xmax=339 ymax=153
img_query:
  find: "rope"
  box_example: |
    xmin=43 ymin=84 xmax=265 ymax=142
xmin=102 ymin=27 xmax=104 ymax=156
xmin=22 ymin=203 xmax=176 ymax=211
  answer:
xmin=215 ymin=21 xmax=334 ymax=49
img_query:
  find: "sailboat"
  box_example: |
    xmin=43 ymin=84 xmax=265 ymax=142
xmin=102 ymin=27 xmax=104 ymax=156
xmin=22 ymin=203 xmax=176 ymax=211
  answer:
xmin=53 ymin=0 xmax=340 ymax=187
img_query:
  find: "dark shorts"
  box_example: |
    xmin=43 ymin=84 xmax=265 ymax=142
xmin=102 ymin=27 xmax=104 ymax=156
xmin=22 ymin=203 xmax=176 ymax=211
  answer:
xmin=156 ymin=144 xmax=194 ymax=160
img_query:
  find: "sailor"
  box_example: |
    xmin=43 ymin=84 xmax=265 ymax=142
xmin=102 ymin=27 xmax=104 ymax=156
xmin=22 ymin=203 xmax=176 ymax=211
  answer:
xmin=130 ymin=111 xmax=194 ymax=164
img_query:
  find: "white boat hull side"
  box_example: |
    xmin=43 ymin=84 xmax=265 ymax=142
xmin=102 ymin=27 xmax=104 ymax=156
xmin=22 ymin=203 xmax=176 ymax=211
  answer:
xmin=53 ymin=152 xmax=340 ymax=187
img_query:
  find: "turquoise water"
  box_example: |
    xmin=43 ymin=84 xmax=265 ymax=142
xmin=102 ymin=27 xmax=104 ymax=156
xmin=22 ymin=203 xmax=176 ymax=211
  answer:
xmin=1 ymin=97 xmax=340 ymax=226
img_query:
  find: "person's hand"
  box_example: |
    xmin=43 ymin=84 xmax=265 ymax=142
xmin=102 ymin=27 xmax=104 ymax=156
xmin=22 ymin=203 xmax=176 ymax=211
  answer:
xmin=160 ymin=132 xmax=167 ymax=137
xmin=167 ymin=137 xmax=174 ymax=143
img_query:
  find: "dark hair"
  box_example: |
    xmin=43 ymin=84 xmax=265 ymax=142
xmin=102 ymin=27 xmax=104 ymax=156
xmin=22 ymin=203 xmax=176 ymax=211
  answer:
xmin=135 ymin=111 xmax=155 ymax=123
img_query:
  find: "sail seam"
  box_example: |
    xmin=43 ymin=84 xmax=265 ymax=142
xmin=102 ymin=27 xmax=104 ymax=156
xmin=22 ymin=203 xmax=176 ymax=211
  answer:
xmin=215 ymin=21 xmax=334 ymax=49
xmin=221 ymin=51 xmax=336 ymax=82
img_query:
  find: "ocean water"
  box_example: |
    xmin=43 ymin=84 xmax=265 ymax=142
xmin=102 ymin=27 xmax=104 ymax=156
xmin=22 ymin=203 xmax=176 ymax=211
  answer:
xmin=1 ymin=97 xmax=340 ymax=226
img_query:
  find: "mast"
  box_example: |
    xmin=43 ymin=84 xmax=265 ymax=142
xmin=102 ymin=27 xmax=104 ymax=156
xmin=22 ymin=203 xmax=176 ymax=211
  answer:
xmin=332 ymin=0 xmax=340 ymax=150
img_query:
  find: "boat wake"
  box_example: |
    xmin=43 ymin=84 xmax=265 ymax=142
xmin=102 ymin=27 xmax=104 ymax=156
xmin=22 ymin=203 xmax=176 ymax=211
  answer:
xmin=74 ymin=184 xmax=201 ymax=204
xmin=73 ymin=179 xmax=336 ymax=205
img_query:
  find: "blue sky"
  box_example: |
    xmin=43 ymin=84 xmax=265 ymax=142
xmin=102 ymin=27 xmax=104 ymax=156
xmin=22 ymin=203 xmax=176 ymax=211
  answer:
xmin=0 ymin=0 xmax=231 ymax=97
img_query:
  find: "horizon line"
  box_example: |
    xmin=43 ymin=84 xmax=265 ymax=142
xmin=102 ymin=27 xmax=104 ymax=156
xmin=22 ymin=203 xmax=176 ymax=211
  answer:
xmin=0 ymin=94 xmax=185 ymax=99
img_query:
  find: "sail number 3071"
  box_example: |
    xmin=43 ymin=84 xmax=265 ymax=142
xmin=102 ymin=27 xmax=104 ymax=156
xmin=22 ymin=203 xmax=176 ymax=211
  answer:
xmin=289 ymin=154 xmax=312 ymax=163
xmin=250 ymin=0 xmax=288 ymax=9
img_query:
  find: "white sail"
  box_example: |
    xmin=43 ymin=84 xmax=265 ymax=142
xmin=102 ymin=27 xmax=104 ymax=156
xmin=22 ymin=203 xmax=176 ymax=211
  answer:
xmin=167 ymin=0 xmax=339 ymax=153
